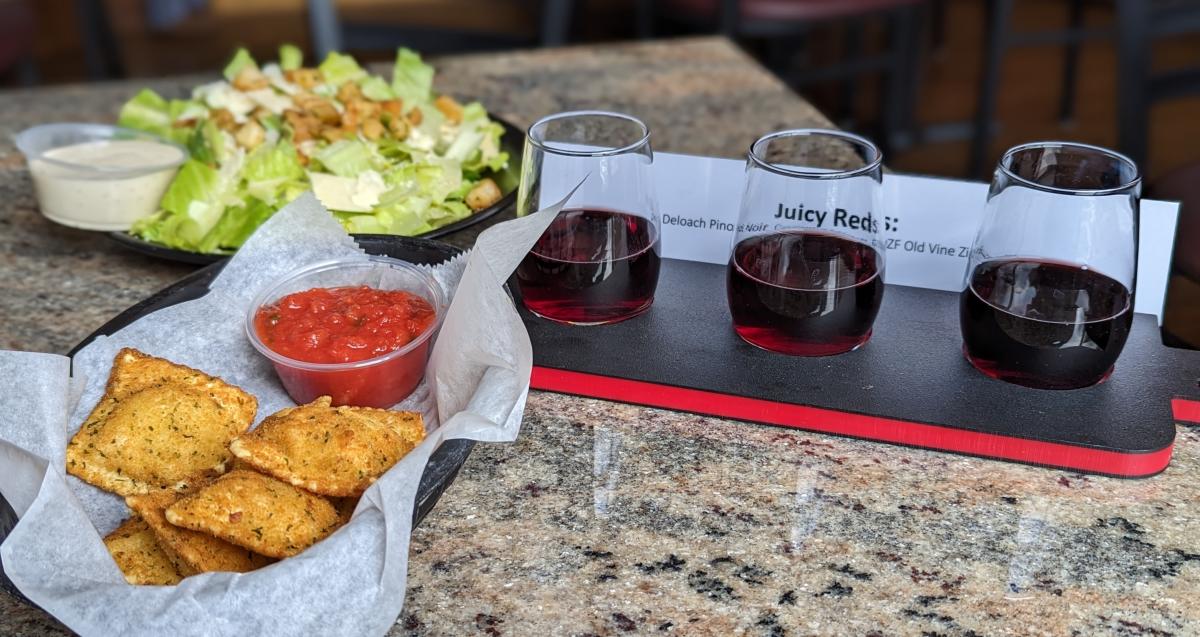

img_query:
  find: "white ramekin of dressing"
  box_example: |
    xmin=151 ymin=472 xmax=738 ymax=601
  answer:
xmin=14 ymin=123 xmax=186 ymax=231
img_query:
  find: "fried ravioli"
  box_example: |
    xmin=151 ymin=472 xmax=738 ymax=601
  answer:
xmin=127 ymin=481 xmax=273 ymax=575
xmin=229 ymin=396 xmax=425 ymax=497
xmin=164 ymin=470 xmax=341 ymax=559
xmin=103 ymin=517 xmax=183 ymax=586
xmin=66 ymin=348 xmax=257 ymax=496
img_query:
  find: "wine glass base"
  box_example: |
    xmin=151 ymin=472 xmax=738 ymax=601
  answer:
xmin=733 ymin=328 xmax=872 ymax=357
xmin=526 ymin=299 xmax=654 ymax=326
xmin=961 ymin=346 xmax=1115 ymax=390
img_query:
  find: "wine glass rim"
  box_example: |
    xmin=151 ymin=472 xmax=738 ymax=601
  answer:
xmin=526 ymin=110 xmax=651 ymax=157
xmin=748 ymin=129 xmax=883 ymax=179
xmin=998 ymin=141 xmax=1141 ymax=196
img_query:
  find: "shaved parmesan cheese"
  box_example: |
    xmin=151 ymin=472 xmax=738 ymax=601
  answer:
xmin=309 ymin=170 xmax=387 ymax=213
xmin=245 ymin=89 xmax=295 ymax=115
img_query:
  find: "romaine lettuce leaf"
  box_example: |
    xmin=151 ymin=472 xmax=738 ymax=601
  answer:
xmin=223 ymin=48 xmax=258 ymax=81
xmin=186 ymin=119 xmax=229 ymax=166
xmin=358 ymin=76 xmax=394 ymax=101
xmin=118 ymin=88 xmax=169 ymax=130
xmin=137 ymin=153 xmax=244 ymax=249
xmin=415 ymin=106 xmax=447 ymax=147
xmin=242 ymin=141 xmax=305 ymax=204
xmin=334 ymin=209 xmax=388 ymax=234
xmin=117 ymin=89 xmax=194 ymax=144
xmin=196 ymin=198 xmax=275 ymax=253
xmin=314 ymin=139 xmax=380 ymax=177
xmin=445 ymin=104 xmax=508 ymax=176
xmin=464 ymin=148 xmax=509 ymax=177
xmin=279 ymin=44 xmax=303 ymax=71
xmin=444 ymin=119 xmax=489 ymax=162
xmin=383 ymin=159 xmax=462 ymax=204
xmin=170 ymin=99 xmax=207 ymax=124
xmin=391 ymin=48 xmax=434 ymax=105
xmin=160 ymin=159 xmax=220 ymax=217
xmin=319 ymin=51 xmax=367 ymax=87
xmin=369 ymin=196 xmax=434 ymax=235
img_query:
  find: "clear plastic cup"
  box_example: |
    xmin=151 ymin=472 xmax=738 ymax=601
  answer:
xmin=246 ymin=256 xmax=447 ymax=408
xmin=14 ymin=123 xmax=185 ymax=230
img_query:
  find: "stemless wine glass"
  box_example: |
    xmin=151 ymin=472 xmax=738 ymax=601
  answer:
xmin=514 ymin=111 xmax=661 ymax=325
xmin=727 ymin=129 xmax=886 ymax=356
xmin=961 ymin=141 xmax=1141 ymax=390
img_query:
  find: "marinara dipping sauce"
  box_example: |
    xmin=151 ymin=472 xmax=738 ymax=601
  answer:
xmin=254 ymin=287 xmax=436 ymax=364
xmin=246 ymin=257 xmax=445 ymax=408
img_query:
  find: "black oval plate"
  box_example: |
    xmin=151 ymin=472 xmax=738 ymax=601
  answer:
xmin=107 ymin=117 xmax=525 ymax=265
xmin=0 ymin=235 xmax=474 ymax=603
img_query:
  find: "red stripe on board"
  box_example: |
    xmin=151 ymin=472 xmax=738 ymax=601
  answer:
xmin=531 ymin=366 xmax=1173 ymax=478
xmin=1173 ymin=398 xmax=1200 ymax=424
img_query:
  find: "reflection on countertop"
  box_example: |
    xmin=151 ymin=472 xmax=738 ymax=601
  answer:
xmin=402 ymin=393 xmax=1200 ymax=635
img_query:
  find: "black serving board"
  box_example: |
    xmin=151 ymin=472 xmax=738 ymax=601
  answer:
xmin=107 ymin=118 xmax=525 ymax=265
xmin=522 ymin=258 xmax=1200 ymax=478
xmin=0 ymin=235 xmax=473 ymax=602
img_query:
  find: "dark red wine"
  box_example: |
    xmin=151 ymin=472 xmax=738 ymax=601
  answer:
xmin=960 ymin=259 xmax=1133 ymax=390
xmin=517 ymin=208 xmax=661 ymax=324
xmin=727 ymin=231 xmax=884 ymax=356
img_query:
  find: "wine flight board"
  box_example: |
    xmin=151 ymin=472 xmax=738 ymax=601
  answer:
xmin=519 ymin=258 xmax=1200 ymax=478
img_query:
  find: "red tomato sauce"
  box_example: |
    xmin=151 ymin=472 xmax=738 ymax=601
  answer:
xmin=254 ymin=286 xmax=436 ymax=364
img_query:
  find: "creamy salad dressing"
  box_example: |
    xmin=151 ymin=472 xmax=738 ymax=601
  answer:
xmin=29 ymin=139 xmax=184 ymax=231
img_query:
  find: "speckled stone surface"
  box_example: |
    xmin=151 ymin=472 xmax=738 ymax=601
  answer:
xmin=3 ymin=38 xmax=1200 ymax=636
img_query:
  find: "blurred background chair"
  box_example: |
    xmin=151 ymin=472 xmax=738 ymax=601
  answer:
xmin=69 ymin=0 xmax=573 ymax=81
xmin=0 ymin=0 xmax=39 ymax=85
xmin=969 ymin=0 xmax=1200 ymax=177
xmin=635 ymin=0 xmax=927 ymax=155
xmin=1113 ymin=0 xmax=1200 ymax=174
xmin=74 ymin=0 xmax=124 ymax=79
xmin=306 ymin=0 xmax=575 ymax=58
xmin=1153 ymin=164 xmax=1200 ymax=350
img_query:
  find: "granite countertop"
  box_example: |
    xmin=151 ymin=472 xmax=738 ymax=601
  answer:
xmin=3 ymin=37 xmax=1200 ymax=636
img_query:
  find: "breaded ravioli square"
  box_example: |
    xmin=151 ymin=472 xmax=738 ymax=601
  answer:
xmin=103 ymin=517 xmax=182 ymax=586
xmin=126 ymin=479 xmax=273 ymax=575
xmin=230 ymin=396 xmax=425 ymax=497
xmin=66 ymin=348 xmax=257 ymax=496
xmin=164 ymin=470 xmax=341 ymax=558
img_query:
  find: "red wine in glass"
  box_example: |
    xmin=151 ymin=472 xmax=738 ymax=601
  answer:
xmin=517 ymin=208 xmax=661 ymax=324
xmin=727 ymin=230 xmax=884 ymax=356
xmin=960 ymin=259 xmax=1133 ymax=390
